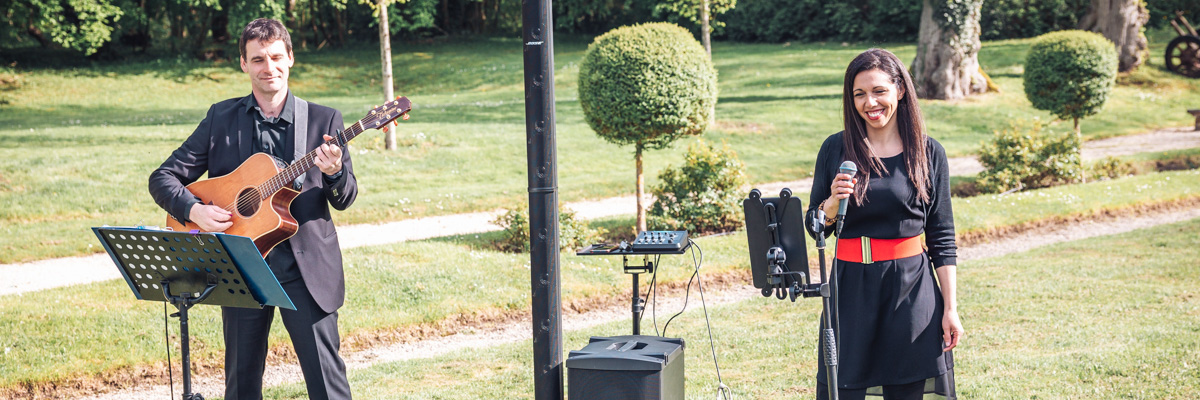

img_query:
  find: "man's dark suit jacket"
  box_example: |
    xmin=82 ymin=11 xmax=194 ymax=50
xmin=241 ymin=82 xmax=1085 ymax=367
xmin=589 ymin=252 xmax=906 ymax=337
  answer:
xmin=149 ymin=93 xmax=357 ymax=313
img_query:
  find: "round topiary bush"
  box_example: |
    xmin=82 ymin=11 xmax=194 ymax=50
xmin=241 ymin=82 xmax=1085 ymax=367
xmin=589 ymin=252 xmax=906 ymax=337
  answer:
xmin=578 ymin=22 xmax=718 ymax=232
xmin=579 ymin=22 xmax=718 ymax=150
xmin=1023 ymin=30 xmax=1118 ymax=133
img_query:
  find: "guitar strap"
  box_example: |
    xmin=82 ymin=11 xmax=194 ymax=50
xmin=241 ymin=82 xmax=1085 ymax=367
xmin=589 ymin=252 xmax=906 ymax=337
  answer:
xmin=292 ymin=97 xmax=309 ymax=191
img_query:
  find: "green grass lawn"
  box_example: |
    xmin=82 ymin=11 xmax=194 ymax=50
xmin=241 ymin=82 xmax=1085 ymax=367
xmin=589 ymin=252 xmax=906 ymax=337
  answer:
xmin=2 ymin=34 xmax=1199 ymax=264
xmin=0 ymin=169 xmax=1197 ymax=392
xmin=257 ymin=216 xmax=1200 ymax=400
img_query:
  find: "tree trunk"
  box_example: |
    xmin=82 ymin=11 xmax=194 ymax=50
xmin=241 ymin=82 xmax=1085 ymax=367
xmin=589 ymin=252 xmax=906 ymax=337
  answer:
xmin=25 ymin=25 xmax=50 ymax=48
xmin=189 ymin=8 xmax=211 ymax=58
xmin=379 ymin=0 xmax=396 ymax=150
xmin=635 ymin=143 xmax=646 ymax=233
xmin=210 ymin=1 xmax=230 ymax=43
xmin=1074 ymin=117 xmax=1085 ymax=183
xmin=699 ymin=0 xmax=716 ymax=126
xmin=334 ymin=6 xmax=346 ymax=46
xmin=441 ymin=0 xmax=449 ymax=33
xmin=911 ymin=0 xmax=987 ymax=100
xmin=700 ymin=0 xmax=711 ymax=56
xmin=287 ymin=0 xmax=297 ymax=33
xmin=1078 ymin=0 xmax=1148 ymax=73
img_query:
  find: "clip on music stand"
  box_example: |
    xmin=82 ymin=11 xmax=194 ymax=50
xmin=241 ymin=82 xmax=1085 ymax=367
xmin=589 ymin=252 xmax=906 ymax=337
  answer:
xmin=92 ymin=226 xmax=294 ymax=400
xmin=576 ymin=240 xmax=691 ymax=335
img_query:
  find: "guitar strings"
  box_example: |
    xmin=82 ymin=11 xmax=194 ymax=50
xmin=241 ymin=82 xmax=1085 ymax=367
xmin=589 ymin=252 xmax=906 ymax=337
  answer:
xmin=217 ymin=120 xmax=372 ymax=215
xmin=219 ymin=105 xmax=396 ymax=215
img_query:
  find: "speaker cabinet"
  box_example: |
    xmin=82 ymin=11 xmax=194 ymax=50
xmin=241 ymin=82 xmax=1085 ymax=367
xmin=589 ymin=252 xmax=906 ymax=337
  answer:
xmin=566 ymin=335 xmax=684 ymax=400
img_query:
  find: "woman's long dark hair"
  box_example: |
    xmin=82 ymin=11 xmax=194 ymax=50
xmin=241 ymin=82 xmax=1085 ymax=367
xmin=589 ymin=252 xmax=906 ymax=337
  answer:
xmin=841 ymin=48 xmax=930 ymax=205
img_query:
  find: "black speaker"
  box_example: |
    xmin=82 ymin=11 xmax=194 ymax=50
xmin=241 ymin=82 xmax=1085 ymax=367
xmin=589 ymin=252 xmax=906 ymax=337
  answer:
xmin=566 ymin=335 xmax=685 ymax=400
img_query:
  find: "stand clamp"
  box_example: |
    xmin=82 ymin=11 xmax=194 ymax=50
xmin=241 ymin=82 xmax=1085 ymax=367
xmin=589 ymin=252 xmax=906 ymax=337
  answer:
xmin=623 ymin=255 xmax=653 ymax=335
xmin=162 ymin=278 xmax=218 ymax=400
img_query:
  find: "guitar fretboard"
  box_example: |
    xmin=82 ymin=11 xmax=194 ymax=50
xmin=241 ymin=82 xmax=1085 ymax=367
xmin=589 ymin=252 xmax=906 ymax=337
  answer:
xmin=256 ymin=119 xmax=366 ymax=197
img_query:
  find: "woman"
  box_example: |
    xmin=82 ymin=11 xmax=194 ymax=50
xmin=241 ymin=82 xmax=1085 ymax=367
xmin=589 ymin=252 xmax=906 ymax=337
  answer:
xmin=807 ymin=48 xmax=963 ymax=400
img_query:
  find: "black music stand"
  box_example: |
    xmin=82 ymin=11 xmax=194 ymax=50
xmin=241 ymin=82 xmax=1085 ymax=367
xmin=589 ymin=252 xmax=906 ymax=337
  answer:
xmin=92 ymin=226 xmax=294 ymax=400
xmin=576 ymin=241 xmax=691 ymax=335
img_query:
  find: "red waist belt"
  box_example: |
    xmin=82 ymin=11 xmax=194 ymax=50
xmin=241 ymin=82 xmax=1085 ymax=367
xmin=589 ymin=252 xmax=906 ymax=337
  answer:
xmin=836 ymin=236 xmax=923 ymax=264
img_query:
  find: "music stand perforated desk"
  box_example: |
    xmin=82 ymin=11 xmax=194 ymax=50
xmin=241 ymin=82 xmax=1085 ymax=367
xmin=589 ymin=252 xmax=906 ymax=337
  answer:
xmin=93 ymin=226 xmax=294 ymax=400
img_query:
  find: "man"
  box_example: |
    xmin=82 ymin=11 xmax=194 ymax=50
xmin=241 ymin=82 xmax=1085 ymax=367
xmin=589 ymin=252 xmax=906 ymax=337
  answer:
xmin=148 ymin=18 xmax=354 ymax=400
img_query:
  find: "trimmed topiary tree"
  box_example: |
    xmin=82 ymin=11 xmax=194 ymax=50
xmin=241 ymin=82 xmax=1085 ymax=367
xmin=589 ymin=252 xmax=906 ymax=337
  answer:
xmin=1023 ymin=30 xmax=1118 ymax=139
xmin=579 ymin=22 xmax=718 ymax=232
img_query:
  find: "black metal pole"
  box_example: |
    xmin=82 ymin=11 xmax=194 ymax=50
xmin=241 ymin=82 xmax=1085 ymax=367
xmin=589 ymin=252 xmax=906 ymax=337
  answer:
xmin=631 ymin=273 xmax=640 ymax=335
xmin=809 ymin=211 xmax=838 ymax=400
xmin=816 ymin=236 xmax=839 ymax=400
xmin=522 ymin=0 xmax=563 ymax=398
xmin=179 ymin=303 xmax=197 ymax=400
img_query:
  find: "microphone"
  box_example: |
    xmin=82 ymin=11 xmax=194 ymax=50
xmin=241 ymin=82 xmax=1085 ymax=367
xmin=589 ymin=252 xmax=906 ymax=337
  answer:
xmin=836 ymin=161 xmax=857 ymax=219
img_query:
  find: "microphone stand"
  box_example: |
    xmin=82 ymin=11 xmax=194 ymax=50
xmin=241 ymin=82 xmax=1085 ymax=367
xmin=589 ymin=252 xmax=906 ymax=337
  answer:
xmin=810 ymin=210 xmax=839 ymax=400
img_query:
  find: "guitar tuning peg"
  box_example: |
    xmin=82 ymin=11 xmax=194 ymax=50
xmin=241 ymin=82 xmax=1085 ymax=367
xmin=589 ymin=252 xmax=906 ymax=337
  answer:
xmin=402 ymin=114 xmax=410 ymax=121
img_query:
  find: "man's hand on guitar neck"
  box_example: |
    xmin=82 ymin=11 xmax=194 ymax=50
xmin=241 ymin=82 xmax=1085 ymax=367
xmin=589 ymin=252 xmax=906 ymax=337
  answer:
xmin=189 ymin=204 xmax=233 ymax=232
xmin=314 ymin=134 xmax=344 ymax=176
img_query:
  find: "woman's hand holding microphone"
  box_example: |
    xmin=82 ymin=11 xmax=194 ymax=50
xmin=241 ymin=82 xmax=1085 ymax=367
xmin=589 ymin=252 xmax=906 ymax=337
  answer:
xmin=822 ymin=172 xmax=857 ymax=225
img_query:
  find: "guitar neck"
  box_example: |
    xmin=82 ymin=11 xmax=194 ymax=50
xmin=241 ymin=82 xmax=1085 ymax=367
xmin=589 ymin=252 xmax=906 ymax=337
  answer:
xmin=259 ymin=119 xmax=367 ymax=195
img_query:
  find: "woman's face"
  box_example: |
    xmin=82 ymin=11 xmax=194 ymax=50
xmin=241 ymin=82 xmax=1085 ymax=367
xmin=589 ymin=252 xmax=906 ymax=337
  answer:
xmin=852 ymin=68 xmax=904 ymax=134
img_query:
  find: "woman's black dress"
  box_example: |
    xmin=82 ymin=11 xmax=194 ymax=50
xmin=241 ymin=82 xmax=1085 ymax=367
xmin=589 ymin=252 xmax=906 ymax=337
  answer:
xmin=807 ymin=132 xmax=957 ymax=399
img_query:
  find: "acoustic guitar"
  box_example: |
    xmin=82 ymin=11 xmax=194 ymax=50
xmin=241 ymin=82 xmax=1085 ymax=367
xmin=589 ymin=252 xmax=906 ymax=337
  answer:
xmin=165 ymin=96 xmax=412 ymax=257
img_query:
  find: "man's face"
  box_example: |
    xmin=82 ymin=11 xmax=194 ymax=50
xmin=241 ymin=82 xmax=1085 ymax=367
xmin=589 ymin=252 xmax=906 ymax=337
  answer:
xmin=240 ymin=39 xmax=293 ymax=97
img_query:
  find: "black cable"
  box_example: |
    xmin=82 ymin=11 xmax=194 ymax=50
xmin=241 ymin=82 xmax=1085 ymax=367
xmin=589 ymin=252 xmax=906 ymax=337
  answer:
xmin=660 ymin=270 xmax=694 ymax=336
xmin=164 ymin=302 xmax=175 ymax=400
xmin=652 ymin=253 xmax=661 ymax=335
xmin=662 ymin=240 xmax=731 ymax=399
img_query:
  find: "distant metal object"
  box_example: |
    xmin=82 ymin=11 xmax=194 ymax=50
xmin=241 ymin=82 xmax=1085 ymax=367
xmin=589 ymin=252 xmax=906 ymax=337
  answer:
xmin=1166 ymin=11 xmax=1200 ymax=78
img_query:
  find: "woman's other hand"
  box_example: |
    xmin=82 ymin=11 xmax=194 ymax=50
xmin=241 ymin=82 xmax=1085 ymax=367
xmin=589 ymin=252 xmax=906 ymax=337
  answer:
xmin=942 ymin=308 xmax=963 ymax=352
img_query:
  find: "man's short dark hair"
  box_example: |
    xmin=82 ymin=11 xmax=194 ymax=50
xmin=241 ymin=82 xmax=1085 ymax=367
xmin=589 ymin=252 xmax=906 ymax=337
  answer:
xmin=239 ymin=18 xmax=292 ymax=60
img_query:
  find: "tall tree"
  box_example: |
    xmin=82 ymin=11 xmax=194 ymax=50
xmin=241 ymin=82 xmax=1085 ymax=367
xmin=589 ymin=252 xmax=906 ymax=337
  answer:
xmin=378 ymin=0 xmax=397 ymax=149
xmin=362 ymin=0 xmax=409 ymax=149
xmin=911 ymin=0 xmax=987 ymax=100
xmin=1078 ymin=0 xmax=1148 ymax=72
xmin=654 ymin=0 xmax=736 ymax=55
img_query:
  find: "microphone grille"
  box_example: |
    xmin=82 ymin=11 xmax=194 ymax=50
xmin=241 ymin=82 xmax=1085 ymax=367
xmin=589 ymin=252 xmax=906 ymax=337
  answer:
xmin=839 ymin=160 xmax=857 ymax=175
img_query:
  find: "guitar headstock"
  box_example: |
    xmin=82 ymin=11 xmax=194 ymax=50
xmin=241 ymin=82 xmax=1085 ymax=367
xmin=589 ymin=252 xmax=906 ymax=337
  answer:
xmin=361 ymin=96 xmax=412 ymax=130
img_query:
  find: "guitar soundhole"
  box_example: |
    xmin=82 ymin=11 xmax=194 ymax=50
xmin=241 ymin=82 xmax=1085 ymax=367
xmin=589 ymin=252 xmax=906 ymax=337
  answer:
xmin=236 ymin=188 xmax=261 ymax=217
